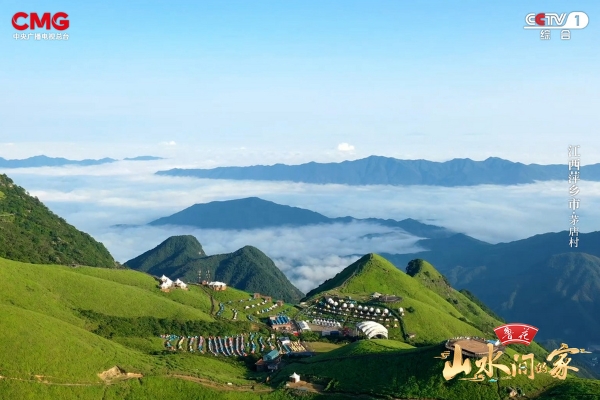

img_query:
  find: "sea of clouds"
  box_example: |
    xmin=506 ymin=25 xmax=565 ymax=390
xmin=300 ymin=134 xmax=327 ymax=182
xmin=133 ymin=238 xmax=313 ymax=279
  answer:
xmin=4 ymin=158 xmax=599 ymax=293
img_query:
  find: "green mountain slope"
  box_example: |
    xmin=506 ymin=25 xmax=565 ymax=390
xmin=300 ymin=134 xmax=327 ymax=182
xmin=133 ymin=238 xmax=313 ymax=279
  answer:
xmin=0 ymin=256 xmax=292 ymax=399
xmin=304 ymin=254 xmax=505 ymax=344
xmin=125 ymin=235 xmax=304 ymax=303
xmin=0 ymin=174 xmax=115 ymax=267
xmin=1 ymin=255 xmax=598 ymax=400
xmin=0 ymin=257 xmax=213 ymax=326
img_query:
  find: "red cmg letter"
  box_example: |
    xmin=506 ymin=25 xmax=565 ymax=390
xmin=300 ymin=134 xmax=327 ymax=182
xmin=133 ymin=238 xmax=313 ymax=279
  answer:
xmin=12 ymin=12 xmax=28 ymax=30
xmin=30 ymin=12 xmax=51 ymax=29
xmin=52 ymin=12 xmax=69 ymax=30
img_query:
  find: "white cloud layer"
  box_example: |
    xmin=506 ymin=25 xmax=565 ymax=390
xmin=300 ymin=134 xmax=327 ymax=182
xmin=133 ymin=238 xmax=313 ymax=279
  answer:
xmin=3 ymin=161 xmax=600 ymax=293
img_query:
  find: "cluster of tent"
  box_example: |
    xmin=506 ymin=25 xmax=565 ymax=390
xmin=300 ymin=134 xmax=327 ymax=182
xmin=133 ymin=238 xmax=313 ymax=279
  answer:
xmin=206 ymin=335 xmax=248 ymax=356
xmin=161 ymin=334 xmax=205 ymax=352
xmin=311 ymin=318 xmax=342 ymax=327
xmin=244 ymin=299 xmax=269 ymax=309
xmin=159 ymin=275 xmax=187 ymax=290
xmin=160 ymin=333 xmax=309 ymax=357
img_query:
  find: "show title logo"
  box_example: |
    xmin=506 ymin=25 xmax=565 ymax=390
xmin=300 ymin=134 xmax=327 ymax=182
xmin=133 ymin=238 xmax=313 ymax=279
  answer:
xmin=494 ymin=323 xmax=538 ymax=345
xmin=436 ymin=323 xmax=590 ymax=382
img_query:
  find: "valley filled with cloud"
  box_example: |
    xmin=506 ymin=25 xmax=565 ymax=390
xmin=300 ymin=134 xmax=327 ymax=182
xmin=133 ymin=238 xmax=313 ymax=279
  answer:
xmin=5 ymin=159 xmax=599 ymax=292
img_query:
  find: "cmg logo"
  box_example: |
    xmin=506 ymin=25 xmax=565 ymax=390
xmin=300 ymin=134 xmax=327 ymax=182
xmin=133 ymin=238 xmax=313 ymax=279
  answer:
xmin=12 ymin=12 xmax=69 ymax=31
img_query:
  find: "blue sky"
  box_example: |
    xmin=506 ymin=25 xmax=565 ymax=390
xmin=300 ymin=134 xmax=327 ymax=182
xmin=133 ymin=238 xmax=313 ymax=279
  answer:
xmin=1 ymin=1 xmax=599 ymax=163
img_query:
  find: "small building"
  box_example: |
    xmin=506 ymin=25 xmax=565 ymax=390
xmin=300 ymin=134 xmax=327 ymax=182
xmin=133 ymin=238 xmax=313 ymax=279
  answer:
xmin=297 ymin=321 xmax=311 ymax=331
xmin=371 ymin=292 xmax=382 ymax=299
xmin=208 ymin=281 xmax=227 ymax=291
xmin=255 ymin=350 xmax=282 ymax=372
xmin=289 ymin=372 xmax=300 ymax=383
xmin=276 ymin=300 xmax=284 ymax=306
xmin=269 ymin=315 xmax=293 ymax=331
xmin=264 ymin=349 xmax=280 ymax=361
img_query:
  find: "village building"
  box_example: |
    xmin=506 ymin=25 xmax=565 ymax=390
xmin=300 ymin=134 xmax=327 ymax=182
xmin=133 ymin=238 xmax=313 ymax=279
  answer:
xmin=255 ymin=349 xmax=282 ymax=372
xmin=208 ymin=281 xmax=227 ymax=291
xmin=253 ymin=293 xmax=272 ymax=302
xmin=269 ymin=315 xmax=293 ymax=331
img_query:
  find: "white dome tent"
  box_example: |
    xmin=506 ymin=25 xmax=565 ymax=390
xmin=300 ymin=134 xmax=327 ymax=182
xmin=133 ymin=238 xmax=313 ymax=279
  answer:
xmin=356 ymin=321 xmax=388 ymax=339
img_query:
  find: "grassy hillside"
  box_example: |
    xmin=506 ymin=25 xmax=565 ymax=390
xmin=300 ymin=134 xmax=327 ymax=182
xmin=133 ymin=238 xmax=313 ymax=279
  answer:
xmin=125 ymin=236 xmax=304 ymax=303
xmin=0 ymin=174 xmax=115 ymax=267
xmin=275 ymin=341 xmax=568 ymax=400
xmin=0 ymin=257 xmax=295 ymax=399
xmin=0 ymin=255 xmax=598 ymax=399
xmin=0 ymin=258 xmax=213 ymax=326
xmin=406 ymin=259 xmax=504 ymax=334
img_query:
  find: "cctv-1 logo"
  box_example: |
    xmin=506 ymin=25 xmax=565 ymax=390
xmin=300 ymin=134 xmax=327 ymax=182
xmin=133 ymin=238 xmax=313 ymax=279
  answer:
xmin=524 ymin=12 xmax=588 ymax=29
xmin=12 ymin=12 xmax=69 ymax=31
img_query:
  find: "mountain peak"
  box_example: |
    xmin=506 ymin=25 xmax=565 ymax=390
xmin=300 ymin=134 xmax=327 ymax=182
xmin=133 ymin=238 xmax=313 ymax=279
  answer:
xmin=149 ymin=197 xmax=330 ymax=229
xmin=124 ymin=237 xmax=303 ymax=302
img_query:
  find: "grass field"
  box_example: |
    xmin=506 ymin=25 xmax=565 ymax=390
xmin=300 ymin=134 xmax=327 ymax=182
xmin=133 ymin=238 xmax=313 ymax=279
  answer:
xmin=305 ymin=342 xmax=342 ymax=353
xmin=0 ymin=259 xmax=213 ymax=326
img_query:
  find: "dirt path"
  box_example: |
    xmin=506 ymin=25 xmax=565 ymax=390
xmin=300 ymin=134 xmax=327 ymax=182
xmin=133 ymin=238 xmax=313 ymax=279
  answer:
xmin=169 ymin=374 xmax=273 ymax=392
xmin=0 ymin=375 xmax=103 ymax=387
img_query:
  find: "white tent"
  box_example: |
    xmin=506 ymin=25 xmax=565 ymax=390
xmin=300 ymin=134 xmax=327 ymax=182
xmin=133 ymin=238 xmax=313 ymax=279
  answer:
xmin=356 ymin=321 xmax=388 ymax=339
xmin=289 ymin=372 xmax=300 ymax=383
xmin=160 ymin=281 xmax=172 ymax=289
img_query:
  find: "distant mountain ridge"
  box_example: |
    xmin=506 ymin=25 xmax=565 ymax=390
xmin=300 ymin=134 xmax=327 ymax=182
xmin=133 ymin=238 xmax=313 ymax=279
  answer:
xmin=124 ymin=235 xmax=304 ymax=303
xmin=148 ymin=197 xmax=453 ymax=238
xmin=156 ymin=155 xmax=600 ymax=186
xmin=0 ymin=155 xmax=163 ymax=168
